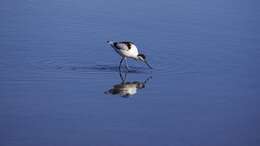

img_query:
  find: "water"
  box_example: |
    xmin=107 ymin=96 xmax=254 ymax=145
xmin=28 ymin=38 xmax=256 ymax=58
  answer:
xmin=1 ymin=0 xmax=260 ymax=145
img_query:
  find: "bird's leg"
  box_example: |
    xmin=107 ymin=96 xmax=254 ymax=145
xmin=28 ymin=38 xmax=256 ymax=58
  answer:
xmin=119 ymin=69 xmax=127 ymax=83
xmin=119 ymin=57 xmax=124 ymax=71
xmin=124 ymin=58 xmax=129 ymax=70
xmin=119 ymin=70 xmax=124 ymax=83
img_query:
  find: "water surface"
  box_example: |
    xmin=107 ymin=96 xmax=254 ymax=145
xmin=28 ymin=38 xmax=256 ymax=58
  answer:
xmin=0 ymin=0 xmax=260 ymax=146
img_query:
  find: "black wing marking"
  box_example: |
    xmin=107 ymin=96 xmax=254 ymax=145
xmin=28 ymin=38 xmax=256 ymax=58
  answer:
xmin=120 ymin=42 xmax=132 ymax=49
xmin=113 ymin=42 xmax=118 ymax=48
xmin=114 ymin=41 xmax=133 ymax=50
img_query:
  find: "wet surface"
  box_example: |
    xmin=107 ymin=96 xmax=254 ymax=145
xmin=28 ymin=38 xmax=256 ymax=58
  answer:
xmin=0 ymin=0 xmax=260 ymax=146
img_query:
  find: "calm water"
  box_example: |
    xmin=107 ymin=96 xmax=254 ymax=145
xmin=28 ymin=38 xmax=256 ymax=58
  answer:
xmin=1 ymin=0 xmax=260 ymax=146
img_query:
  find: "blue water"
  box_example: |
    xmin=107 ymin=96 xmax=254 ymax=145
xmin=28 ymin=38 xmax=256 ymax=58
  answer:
xmin=1 ymin=0 xmax=260 ymax=146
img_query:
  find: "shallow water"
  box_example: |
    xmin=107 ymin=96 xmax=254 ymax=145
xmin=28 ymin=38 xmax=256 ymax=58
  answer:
xmin=0 ymin=0 xmax=260 ymax=146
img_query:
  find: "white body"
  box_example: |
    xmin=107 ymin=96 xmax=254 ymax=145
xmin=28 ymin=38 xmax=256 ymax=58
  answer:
xmin=108 ymin=41 xmax=139 ymax=59
xmin=113 ymin=83 xmax=138 ymax=96
xmin=105 ymin=82 xmax=145 ymax=97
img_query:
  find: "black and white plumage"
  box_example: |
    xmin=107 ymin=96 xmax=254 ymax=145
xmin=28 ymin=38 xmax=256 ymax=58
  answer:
xmin=107 ymin=41 xmax=152 ymax=70
xmin=105 ymin=71 xmax=152 ymax=97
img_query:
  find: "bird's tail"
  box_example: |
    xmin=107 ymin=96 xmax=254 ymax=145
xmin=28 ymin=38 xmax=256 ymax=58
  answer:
xmin=106 ymin=41 xmax=114 ymax=45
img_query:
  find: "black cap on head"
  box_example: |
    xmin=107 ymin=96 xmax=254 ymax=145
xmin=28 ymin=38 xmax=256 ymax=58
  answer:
xmin=137 ymin=53 xmax=153 ymax=69
xmin=138 ymin=53 xmax=146 ymax=60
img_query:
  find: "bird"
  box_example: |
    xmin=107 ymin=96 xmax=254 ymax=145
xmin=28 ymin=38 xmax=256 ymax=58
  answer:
xmin=105 ymin=81 xmax=145 ymax=97
xmin=107 ymin=41 xmax=152 ymax=70
xmin=104 ymin=71 xmax=152 ymax=97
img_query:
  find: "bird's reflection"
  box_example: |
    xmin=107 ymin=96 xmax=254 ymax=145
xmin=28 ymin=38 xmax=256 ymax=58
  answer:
xmin=105 ymin=71 xmax=152 ymax=98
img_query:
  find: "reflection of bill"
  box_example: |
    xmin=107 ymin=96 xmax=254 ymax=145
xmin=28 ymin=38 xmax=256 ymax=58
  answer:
xmin=105 ymin=71 xmax=152 ymax=97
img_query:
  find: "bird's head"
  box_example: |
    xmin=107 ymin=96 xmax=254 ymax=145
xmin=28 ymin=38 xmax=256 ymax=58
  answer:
xmin=137 ymin=53 xmax=153 ymax=69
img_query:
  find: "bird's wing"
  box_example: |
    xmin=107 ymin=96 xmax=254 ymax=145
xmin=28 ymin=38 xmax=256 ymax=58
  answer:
xmin=114 ymin=42 xmax=133 ymax=50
